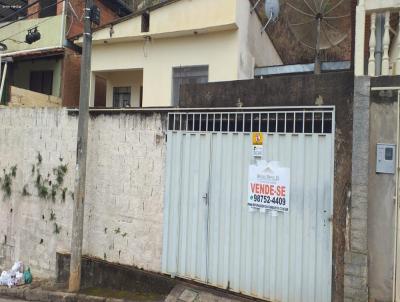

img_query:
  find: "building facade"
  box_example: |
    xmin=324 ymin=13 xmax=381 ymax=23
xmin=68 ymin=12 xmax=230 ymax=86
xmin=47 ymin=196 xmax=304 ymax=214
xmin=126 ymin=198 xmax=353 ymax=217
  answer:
xmin=0 ymin=0 xmax=131 ymax=107
xmin=74 ymin=0 xmax=283 ymax=108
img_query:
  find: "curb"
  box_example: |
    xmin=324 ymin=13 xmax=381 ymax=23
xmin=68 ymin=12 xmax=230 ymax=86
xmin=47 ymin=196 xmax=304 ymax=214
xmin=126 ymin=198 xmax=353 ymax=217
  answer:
xmin=0 ymin=286 xmax=130 ymax=302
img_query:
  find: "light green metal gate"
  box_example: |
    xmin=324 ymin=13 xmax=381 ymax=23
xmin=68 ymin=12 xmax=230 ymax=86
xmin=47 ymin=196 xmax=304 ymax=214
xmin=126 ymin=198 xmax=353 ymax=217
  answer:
xmin=162 ymin=108 xmax=335 ymax=302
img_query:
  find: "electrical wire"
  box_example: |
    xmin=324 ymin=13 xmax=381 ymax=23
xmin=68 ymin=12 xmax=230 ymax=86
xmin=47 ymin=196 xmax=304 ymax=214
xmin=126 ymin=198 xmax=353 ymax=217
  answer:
xmin=0 ymin=0 xmax=65 ymax=31
xmin=0 ymin=0 xmax=65 ymax=44
xmin=0 ymin=0 xmax=40 ymax=23
xmin=0 ymin=16 xmax=51 ymax=44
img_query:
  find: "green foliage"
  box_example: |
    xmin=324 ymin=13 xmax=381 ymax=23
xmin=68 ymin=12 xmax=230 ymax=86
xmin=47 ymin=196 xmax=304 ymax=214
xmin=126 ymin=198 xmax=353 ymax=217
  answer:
xmin=3 ymin=153 xmax=70 ymax=204
xmin=22 ymin=184 xmax=31 ymax=196
xmin=0 ymin=166 xmax=17 ymax=200
xmin=53 ymin=223 xmax=61 ymax=234
xmin=37 ymin=183 xmax=49 ymax=199
xmin=114 ymin=227 xmax=121 ymax=234
xmin=61 ymin=188 xmax=67 ymax=202
xmin=49 ymin=210 xmax=56 ymax=221
xmin=37 ymin=152 xmax=42 ymax=165
xmin=50 ymin=185 xmax=58 ymax=202
xmin=10 ymin=165 xmax=17 ymax=178
xmin=53 ymin=164 xmax=68 ymax=187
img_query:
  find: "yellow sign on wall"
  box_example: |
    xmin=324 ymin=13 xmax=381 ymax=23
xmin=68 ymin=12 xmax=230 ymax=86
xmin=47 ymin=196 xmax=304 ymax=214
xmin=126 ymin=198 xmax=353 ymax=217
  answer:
xmin=252 ymin=132 xmax=264 ymax=145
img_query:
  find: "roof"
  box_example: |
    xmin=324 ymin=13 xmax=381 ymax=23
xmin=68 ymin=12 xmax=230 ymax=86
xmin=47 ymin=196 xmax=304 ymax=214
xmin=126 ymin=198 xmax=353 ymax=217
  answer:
xmin=83 ymin=0 xmax=179 ymax=38
xmin=72 ymin=0 xmax=264 ymax=40
xmin=2 ymin=47 xmax=64 ymax=60
xmin=100 ymin=0 xmax=132 ymax=17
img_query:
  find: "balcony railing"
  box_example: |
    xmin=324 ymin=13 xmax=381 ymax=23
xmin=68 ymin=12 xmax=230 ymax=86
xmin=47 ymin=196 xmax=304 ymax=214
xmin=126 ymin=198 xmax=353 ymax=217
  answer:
xmin=355 ymin=0 xmax=400 ymax=76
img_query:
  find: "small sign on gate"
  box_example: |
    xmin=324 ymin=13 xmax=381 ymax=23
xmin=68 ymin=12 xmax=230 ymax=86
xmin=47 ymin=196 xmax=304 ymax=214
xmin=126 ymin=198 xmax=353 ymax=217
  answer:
xmin=248 ymin=161 xmax=290 ymax=213
xmin=252 ymin=132 xmax=264 ymax=157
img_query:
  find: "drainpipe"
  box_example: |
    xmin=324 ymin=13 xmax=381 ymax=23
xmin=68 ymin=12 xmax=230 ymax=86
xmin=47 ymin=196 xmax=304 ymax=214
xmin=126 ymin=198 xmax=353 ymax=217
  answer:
xmin=0 ymin=58 xmax=8 ymax=104
xmin=0 ymin=54 xmax=2 ymax=103
xmin=375 ymin=13 xmax=384 ymax=75
xmin=60 ymin=0 xmax=67 ymax=47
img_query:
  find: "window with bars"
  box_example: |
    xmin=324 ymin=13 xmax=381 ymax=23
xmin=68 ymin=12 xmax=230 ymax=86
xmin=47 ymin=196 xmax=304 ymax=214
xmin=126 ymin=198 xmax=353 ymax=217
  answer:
xmin=113 ymin=86 xmax=131 ymax=108
xmin=172 ymin=66 xmax=208 ymax=106
xmin=168 ymin=111 xmax=334 ymax=134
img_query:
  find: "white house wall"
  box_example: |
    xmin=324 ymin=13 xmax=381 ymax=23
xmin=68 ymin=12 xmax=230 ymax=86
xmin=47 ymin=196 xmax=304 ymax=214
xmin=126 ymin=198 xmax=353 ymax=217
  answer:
xmin=236 ymin=0 xmax=283 ymax=79
xmin=90 ymin=31 xmax=239 ymax=107
xmin=96 ymin=70 xmax=143 ymax=107
xmin=87 ymin=0 xmax=237 ymax=43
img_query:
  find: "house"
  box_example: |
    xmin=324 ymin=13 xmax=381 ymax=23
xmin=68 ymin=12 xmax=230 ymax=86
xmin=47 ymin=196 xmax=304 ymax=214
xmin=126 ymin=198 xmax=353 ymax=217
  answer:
xmin=73 ymin=0 xmax=283 ymax=108
xmin=0 ymin=0 xmax=132 ymax=107
xmin=336 ymin=0 xmax=400 ymax=301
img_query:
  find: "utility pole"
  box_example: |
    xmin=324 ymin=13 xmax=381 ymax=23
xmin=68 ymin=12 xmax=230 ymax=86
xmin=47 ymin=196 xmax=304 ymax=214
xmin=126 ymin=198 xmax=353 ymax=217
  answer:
xmin=69 ymin=0 xmax=93 ymax=293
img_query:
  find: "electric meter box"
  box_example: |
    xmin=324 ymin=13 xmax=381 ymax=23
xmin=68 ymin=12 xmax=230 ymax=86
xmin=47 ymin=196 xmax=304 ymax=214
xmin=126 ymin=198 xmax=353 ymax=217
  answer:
xmin=376 ymin=143 xmax=396 ymax=174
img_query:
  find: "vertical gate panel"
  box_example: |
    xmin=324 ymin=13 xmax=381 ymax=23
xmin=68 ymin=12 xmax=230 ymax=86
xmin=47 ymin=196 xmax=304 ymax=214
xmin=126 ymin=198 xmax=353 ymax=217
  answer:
xmin=163 ymin=110 xmax=335 ymax=302
xmin=162 ymin=132 xmax=211 ymax=281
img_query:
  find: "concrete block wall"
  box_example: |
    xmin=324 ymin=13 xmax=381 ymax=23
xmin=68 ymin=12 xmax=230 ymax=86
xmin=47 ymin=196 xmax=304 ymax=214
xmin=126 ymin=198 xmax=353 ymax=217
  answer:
xmin=344 ymin=76 xmax=370 ymax=302
xmin=0 ymin=108 xmax=166 ymax=278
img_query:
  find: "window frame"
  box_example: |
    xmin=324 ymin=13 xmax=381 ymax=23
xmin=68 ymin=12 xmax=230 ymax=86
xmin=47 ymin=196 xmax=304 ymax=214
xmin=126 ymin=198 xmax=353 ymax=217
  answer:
xmin=172 ymin=65 xmax=209 ymax=106
xmin=113 ymin=86 xmax=132 ymax=108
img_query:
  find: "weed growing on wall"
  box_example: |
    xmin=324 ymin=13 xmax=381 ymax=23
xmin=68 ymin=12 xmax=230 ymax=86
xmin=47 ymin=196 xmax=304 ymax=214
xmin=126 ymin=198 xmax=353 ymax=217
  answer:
xmin=0 ymin=165 xmax=17 ymax=200
xmin=0 ymin=153 xmax=80 ymax=239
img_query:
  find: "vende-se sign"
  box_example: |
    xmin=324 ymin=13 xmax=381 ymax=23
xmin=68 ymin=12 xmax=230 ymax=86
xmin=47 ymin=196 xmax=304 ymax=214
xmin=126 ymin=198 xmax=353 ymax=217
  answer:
xmin=248 ymin=161 xmax=290 ymax=213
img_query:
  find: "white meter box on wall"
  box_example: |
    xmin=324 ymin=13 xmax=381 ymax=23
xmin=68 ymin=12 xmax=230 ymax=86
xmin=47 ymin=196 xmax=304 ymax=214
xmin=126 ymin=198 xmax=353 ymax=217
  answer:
xmin=376 ymin=144 xmax=396 ymax=174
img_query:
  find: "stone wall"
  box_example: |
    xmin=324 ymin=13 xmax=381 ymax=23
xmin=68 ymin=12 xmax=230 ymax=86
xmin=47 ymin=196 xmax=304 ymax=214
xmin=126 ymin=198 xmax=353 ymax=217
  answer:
xmin=0 ymin=108 xmax=167 ymax=278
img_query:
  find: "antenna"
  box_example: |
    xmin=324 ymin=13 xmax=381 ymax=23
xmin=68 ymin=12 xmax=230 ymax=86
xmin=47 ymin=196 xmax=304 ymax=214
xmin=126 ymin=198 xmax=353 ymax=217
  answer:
xmin=261 ymin=0 xmax=280 ymax=32
xmin=286 ymin=0 xmax=350 ymax=74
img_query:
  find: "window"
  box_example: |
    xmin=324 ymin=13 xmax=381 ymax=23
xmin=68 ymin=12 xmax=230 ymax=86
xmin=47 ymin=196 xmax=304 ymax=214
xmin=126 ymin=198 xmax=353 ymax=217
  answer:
xmin=172 ymin=66 xmax=208 ymax=106
xmin=29 ymin=70 xmax=53 ymax=95
xmin=39 ymin=0 xmax=57 ymax=18
xmin=141 ymin=12 xmax=150 ymax=32
xmin=113 ymin=87 xmax=131 ymax=108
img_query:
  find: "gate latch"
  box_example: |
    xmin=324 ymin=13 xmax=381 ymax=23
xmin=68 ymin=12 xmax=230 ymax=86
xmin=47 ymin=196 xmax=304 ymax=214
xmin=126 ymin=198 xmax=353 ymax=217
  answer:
xmin=202 ymin=193 xmax=209 ymax=205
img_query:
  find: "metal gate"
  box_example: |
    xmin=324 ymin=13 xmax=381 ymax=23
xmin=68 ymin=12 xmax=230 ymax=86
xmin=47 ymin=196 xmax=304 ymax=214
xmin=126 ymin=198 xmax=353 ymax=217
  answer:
xmin=162 ymin=108 xmax=335 ymax=302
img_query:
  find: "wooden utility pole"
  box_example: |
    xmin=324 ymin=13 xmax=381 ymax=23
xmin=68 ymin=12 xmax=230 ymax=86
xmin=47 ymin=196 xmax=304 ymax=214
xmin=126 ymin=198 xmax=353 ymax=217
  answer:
xmin=69 ymin=0 xmax=93 ymax=293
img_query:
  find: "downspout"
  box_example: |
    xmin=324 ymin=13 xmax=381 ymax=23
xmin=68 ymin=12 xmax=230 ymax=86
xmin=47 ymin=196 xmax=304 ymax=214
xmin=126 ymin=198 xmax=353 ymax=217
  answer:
xmin=60 ymin=0 xmax=67 ymax=47
xmin=375 ymin=13 xmax=384 ymax=75
xmin=0 ymin=59 xmax=8 ymax=104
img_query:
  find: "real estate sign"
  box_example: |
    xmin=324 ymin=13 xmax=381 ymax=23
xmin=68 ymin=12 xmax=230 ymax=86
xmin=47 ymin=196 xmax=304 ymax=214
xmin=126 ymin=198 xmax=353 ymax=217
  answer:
xmin=248 ymin=161 xmax=290 ymax=213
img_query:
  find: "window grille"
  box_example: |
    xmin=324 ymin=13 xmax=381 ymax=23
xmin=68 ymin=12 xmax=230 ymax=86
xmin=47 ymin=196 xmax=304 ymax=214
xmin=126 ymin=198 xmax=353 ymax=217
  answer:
xmin=168 ymin=109 xmax=334 ymax=134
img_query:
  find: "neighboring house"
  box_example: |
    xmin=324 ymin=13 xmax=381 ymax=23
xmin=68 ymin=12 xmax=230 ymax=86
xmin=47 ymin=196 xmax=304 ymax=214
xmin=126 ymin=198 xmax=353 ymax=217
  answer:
xmin=355 ymin=0 xmax=400 ymax=76
xmin=0 ymin=0 xmax=132 ymax=106
xmin=346 ymin=1 xmax=400 ymax=302
xmin=73 ymin=0 xmax=283 ymax=108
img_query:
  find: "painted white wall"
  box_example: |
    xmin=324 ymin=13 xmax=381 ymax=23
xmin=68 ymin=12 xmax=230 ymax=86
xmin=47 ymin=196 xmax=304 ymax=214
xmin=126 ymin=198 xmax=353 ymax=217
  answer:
xmin=83 ymin=0 xmax=237 ymax=44
xmin=0 ymin=108 xmax=166 ymax=278
xmin=96 ymin=70 xmax=143 ymax=107
xmin=85 ymin=0 xmax=282 ymax=107
xmin=91 ymin=31 xmax=239 ymax=107
xmin=235 ymin=0 xmax=283 ymax=79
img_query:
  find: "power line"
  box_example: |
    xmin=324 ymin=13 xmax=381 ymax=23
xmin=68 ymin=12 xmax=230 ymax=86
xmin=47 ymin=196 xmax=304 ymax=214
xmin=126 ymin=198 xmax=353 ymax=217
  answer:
xmin=0 ymin=0 xmax=39 ymax=24
xmin=0 ymin=0 xmax=65 ymax=45
xmin=0 ymin=0 xmax=64 ymax=31
xmin=0 ymin=16 xmax=50 ymax=44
